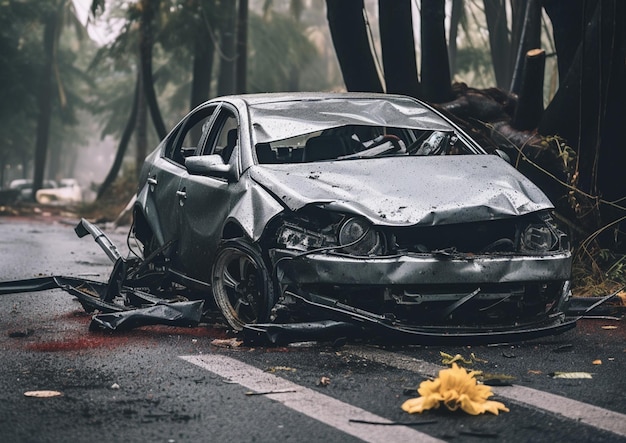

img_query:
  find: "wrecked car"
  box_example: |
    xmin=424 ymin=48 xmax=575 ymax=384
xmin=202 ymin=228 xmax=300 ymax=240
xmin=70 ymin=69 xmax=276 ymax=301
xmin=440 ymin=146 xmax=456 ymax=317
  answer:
xmin=125 ymin=92 xmax=574 ymax=343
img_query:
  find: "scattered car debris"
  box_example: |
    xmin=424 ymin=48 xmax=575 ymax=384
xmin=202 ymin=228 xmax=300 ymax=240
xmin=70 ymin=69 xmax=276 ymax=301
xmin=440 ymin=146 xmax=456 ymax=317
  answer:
xmin=348 ymin=418 xmax=437 ymax=426
xmin=552 ymin=344 xmax=574 ymax=353
xmin=479 ymin=373 xmax=516 ymax=386
xmin=592 ymin=359 xmax=602 ymax=365
xmin=244 ymin=389 xmax=297 ymax=396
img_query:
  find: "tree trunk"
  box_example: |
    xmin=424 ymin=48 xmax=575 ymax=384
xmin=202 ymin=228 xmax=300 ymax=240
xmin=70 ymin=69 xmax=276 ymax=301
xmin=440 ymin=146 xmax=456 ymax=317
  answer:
xmin=135 ymin=71 xmax=148 ymax=178
xmin=326 ymin=0 xmax=383 ymax=93
xmin=97 ymin=71 xmax=140 ymax=200
xmin=539 ymin=0 xmax=626 ymax=248
xmin=483 ymin=0 xmax=511 ymax=88
xmin=420 ymin=0 xmax=452 ymax=103
xmin=543 ymin=0 xmax=587 ymax=82
xmin=510 ymin=0 xmax=542 ymax=94
xmin=512 ymin=49 xmax=545 ymax=130
xmin=378 ymin=0 xmax=420 ymax=97
xmin=138 ymin=0 xmax=166 ymax=140
xmin=288 ymin=0 xmax=304 ymax=91
xmin=448 ymin=0 xmax=463 ymax=78
xmin=217 ymin=0 xmax=237 ymax=96
xmin=235 ymin=0 xmax=248 ymax=94
xmin=190 ymin=16 xmax=214 ymax=110
xmin=32 ymin=4 xmax=60 ymax=199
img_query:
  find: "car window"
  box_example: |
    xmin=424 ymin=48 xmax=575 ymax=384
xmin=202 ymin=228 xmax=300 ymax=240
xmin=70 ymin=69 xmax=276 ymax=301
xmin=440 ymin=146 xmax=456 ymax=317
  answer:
xmin=254 ymin=125 xmax=473 ymax=164
xmin=165 ymin=106 xmax=216 ymax=165
xmin=203 ymin=110 xmax=239 ymax=164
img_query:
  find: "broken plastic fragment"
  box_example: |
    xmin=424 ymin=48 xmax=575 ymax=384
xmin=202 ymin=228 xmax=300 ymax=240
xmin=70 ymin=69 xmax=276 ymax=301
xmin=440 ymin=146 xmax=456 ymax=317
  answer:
xmin=402 ymin=363 xmax=509 ymax=415
xmin=592 ymin=359 xmax=602 ymax=365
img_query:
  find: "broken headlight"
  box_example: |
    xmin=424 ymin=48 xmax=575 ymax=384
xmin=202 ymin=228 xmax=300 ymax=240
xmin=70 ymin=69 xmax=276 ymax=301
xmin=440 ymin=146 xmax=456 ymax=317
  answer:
xmin=520 ymin=214 xmax=564 ymax=252
xmin=277 ymin=223 xmax=328 ymax=252
xmin=338 ymin=217 xmax=385 ymax=255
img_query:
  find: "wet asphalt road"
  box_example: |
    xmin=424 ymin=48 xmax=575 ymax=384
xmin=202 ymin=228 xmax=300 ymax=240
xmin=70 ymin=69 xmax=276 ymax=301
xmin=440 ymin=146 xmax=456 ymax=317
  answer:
xmin=1 ymin=216 xmax=625 ymax=443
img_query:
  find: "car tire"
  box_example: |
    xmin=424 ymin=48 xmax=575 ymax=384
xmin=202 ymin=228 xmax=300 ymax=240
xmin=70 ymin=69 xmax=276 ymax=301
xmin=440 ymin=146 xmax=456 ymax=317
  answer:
xmin=211 ymin=239 xmax=276 ymax=331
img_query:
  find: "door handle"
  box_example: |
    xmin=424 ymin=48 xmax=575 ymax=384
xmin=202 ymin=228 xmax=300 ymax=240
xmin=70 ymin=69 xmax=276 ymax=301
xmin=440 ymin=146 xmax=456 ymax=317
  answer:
xmin=147 ymin=177 xmax=157 ymax=185
xmin=176 ymin=190 xmax=187 ymax=199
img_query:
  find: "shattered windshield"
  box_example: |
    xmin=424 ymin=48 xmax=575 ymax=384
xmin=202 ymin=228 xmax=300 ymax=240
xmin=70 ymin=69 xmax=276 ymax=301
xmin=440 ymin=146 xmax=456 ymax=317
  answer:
xmin=249 ymin=98 xmax=477 ymax=164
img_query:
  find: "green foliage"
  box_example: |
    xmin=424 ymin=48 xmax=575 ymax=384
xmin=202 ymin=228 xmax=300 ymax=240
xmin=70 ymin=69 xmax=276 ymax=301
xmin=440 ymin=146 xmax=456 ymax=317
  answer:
xmin=454 ymin=46 xmax=495 ymax=88
xmin=248 ymin=11 xmax=330 ymax=92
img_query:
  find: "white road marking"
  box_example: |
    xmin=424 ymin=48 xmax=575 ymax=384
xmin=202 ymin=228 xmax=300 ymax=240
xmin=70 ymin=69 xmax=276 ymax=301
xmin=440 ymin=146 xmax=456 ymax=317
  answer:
xmin=181 ymin=354 xmax=444 ymax=443
xmin=346 ymin=346 xmax=626 ymax=438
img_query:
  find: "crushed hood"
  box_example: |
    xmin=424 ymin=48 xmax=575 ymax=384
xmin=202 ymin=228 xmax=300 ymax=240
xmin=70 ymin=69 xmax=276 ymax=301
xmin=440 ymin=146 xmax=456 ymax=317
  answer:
xmin=249 ymin=155 xmax=553 ymax=226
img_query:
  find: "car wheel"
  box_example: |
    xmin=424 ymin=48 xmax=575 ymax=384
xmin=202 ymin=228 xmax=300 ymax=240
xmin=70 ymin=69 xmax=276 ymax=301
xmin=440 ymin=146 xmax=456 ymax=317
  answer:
xmin=211 ymin=239 xmax=276 ymax=331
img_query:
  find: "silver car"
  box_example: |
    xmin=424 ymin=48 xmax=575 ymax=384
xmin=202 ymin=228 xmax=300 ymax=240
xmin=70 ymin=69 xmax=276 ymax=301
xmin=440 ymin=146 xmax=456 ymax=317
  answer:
xmin=132 ymin=92 xmax=574 ymax=343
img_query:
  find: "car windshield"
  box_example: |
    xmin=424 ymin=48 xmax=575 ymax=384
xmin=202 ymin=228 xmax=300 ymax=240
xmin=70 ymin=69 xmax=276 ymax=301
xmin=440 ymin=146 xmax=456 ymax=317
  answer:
xmin=249 ymin=98 xmax=478 ymax=164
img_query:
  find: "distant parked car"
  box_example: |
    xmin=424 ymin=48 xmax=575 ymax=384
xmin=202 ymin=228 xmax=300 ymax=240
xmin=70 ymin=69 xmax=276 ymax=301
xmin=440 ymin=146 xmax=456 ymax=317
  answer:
xmin=36 ymin=178 xmax=82 ymax=204
xmin=9 ymin=179 xmax=57 ymax=202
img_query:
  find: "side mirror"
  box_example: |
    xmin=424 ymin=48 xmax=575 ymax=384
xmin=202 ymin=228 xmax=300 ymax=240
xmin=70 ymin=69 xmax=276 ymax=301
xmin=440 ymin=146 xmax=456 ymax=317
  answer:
xmin=185 ymin=155 xmax=235 ymax=181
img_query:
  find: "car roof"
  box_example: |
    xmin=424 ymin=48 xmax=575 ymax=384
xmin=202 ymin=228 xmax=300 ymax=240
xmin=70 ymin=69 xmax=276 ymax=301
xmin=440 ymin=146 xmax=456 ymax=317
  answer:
xmin=214 ymin=92 xmax=419 ymax=107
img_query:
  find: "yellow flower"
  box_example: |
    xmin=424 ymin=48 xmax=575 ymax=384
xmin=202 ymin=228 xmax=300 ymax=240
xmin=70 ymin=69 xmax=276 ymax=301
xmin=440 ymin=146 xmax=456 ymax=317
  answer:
xmin=402 ymin=363 xmax=509 ymax=415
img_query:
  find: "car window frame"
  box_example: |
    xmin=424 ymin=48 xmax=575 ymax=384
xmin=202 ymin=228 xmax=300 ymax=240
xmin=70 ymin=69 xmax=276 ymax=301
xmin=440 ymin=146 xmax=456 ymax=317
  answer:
xmin=200 ymin=104 xmax=242 ymax=179
xmin=164 ymin=105 xmax=219 ymax=165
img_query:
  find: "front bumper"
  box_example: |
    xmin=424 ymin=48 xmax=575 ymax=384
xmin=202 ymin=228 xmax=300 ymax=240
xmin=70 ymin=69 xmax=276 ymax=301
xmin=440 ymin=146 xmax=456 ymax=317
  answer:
xmin=272 ymin=249 xmax=572 ymax=285
xmin=268 ymin=248 xmax=574 ymax=344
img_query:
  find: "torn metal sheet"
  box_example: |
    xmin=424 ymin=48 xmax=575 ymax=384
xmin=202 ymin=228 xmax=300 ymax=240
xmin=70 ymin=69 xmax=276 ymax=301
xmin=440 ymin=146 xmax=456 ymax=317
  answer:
xmin=261 ymin=290 xmax=579 ymax=346
xmin=89 ymin=300 xmax=204 ymax=331
xmin=0 ymin=275 xmax=203 ymax=331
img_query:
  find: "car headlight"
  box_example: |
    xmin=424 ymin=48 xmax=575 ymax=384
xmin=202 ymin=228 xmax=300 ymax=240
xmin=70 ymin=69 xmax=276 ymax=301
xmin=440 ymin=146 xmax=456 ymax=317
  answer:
xmin=277 ymin=223 xmax=326 ymax=252
xmin=521 ymin=223 xmax=557 ymax=252
xmin=338 ymin=217 xmax=385 ymax=255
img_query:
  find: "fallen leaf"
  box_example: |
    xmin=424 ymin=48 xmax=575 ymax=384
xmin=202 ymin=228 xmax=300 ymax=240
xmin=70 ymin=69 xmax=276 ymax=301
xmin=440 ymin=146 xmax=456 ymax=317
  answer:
xmin=266 ymin=366 xmax=296 ymax=373
xmin=551 ymin=372 xmax=593 ymax=379
xmin=24 ymin=390 xmax=63 ymax=398
xmin=210 ymin=338 xmax=243 ymax=348
xmin=318 ymin=376 xmax=331 ymax=386
xmin=592 ymin=359 xmax=602 ymax=365
xmin=440 ymin=351 xmax=487 ymax=365
xmin=527 ymin=370 xmax=542 ymax=375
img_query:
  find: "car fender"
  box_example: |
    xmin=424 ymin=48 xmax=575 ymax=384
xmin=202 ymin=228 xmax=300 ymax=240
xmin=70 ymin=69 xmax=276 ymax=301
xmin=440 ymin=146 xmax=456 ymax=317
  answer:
xmin=226 ymin=180 xmax=285 ymax=242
